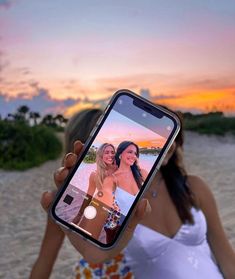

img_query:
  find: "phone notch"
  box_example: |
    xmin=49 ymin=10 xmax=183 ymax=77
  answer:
xmin=133 ymin=98 xmax=164 ymax=119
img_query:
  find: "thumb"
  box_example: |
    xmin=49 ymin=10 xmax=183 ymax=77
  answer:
xmin=118 ymin=199 xmax=151 ymax=249
xmin=40 ymin=191 xmax=56 ymax=212
xmin=126 ymin=198 xmax=151 ymax=233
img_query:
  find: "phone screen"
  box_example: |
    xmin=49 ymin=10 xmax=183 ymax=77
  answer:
xmin=52 ymin=93 xmax=178 ymax=247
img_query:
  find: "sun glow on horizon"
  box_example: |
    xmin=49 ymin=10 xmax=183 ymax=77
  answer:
xmin=153 ymin=89 xmax=235 ymax=114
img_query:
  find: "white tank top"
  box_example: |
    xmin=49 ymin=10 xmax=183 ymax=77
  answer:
xmin=115 ymin=186 xmax=136 ymax=216
xmin=124 ymin=207 xmax=223 ymax=278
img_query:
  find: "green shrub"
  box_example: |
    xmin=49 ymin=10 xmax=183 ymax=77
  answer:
xmin=84 ymin=148 xmax=96 ymax=163
xmin=0 ymin=121 xmax=62 ymax=170
xmin=184 ymin=114 xmax=235 ymax=135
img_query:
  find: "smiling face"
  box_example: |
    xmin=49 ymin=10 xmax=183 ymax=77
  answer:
xmin=121 ymin=144 xmax=138 ymax=166
xmin=102 ymin=145 xmax=115 ymax=165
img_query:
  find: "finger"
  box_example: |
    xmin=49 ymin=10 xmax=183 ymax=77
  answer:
xmin=63 ymin=152 xmax=77 ymax=168
xmin=127 ymin=198 xmax=151 ymax=231
xmin=118 ymin=199 xmax=151 ymax=249
xmin=54 ymin=167 xmax=69 ymax=188
xmin=56 ymin=153 xmax=77 ymax=188
xmin=73 ymin=140 xmax=83 ymax=155
xmin=135 ymin=198 xmax=151 ymax=220
xmin=41 ymin=191 xmax=55 ymax=212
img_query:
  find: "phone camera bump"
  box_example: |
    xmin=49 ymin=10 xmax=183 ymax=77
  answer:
xmin=167 ymin=126 xmax=172 ymax=131
xmin=142 ymin=112 xmax=147 ymax=118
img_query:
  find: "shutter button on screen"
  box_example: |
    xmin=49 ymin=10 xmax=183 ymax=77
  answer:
xmin=84 ymin=205 xmax=97 ymax=219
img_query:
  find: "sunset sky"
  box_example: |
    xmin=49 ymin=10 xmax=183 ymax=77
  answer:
xmin=95 ymin=110 xmax=167 ymax=148
xmin=1 ymin=0 xmax=235 ymax=115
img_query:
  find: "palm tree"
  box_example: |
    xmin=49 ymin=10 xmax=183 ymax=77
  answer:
xmin=62 ymin=117 xmax=68 ymax=126
xmin=29 ymin=112 xmax=41 ymax=126
xmin=17 ymin=105 xmax=30 ymax=122
xmin=54 ymin=114 xmax=68 ymax=128
xmin=6 ymin=113 xmax=15 ymax=121
xmin=54 ymin=114 xmax=64 ymax=127
xmin=41 ymin=114 xmax=54 ymax=126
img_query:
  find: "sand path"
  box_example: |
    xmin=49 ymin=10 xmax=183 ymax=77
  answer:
xmin=0 ymin=132 xmax=234 ymax=279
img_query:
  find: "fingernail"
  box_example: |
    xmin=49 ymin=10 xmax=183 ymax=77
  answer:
xmin=65 ymin=153 xmax=75 ymax=160
xmin=74 ymin=140 xmax=82 ymax=146
xmin=57 ymin=167 xmax=67 ymax=175
xmin=144 ymin=199 xmax=151 ymax=214
xmin=43 ymin=191 xmax=52 ymax=197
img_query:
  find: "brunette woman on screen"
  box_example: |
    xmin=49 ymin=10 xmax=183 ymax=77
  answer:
xmin=100 ymin=141 xmax=148 ymax=242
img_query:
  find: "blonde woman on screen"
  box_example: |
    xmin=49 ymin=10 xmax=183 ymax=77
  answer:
xmin=72 ymin=143 xmax=117 ymax=225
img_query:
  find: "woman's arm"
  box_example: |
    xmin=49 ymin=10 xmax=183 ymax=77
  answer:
xmin=188 ymin=175 xmax=235 ymax=279
xmin=87 ymin=172 xmax=97 ymax=196
xmin=29 ymin=217 xmax=65 ymax=279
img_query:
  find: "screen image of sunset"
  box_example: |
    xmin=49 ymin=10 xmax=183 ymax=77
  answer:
xmin=69 ymin=104 xmax=172 ymax=196
xmin=1 ymin=1 xmax=235 ymax=117
xmin=95 ymin=110 xmax=167 ymax=149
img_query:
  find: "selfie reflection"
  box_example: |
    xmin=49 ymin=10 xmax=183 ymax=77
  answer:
xmin=55 ymin=98 xmax=171 ymax=244
xmin=56 ymin=140 xmax=151 ymax=244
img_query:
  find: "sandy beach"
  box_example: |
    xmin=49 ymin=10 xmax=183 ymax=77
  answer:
xmin=0 ymin=131 xmax=235 ymax=279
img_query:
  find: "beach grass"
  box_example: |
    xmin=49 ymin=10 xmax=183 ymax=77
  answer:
xmin=183 ymin=112 xmax=235 ymax=136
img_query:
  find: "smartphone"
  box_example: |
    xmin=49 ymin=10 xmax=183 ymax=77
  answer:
xmin=50 ymin=89 xmax=180 ymax=249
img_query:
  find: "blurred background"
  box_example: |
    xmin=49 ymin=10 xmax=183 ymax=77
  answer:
xmin=0 ymin=0 xmax=235 ymax=278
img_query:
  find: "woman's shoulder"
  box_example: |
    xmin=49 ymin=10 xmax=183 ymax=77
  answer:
xmin=112 ymin=169 xmax=122 ymax=177
xmin=186 ymin=174 xmax=209 ymax=190
xmin=186 ymin=174 xmax=204 ymax=184
xmin=186 ymin=174 xmax=214 ymax=208
xmin=89 ymin=171 xmax=97 ymax=180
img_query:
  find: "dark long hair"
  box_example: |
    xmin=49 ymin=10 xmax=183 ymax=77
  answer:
xmin=65 ymin=108 xmax=102 ymax=153
xmin=160 ymin=110 xmax=198 ymax=224
xmin=115 ymin=141 xmax=143 ymax=189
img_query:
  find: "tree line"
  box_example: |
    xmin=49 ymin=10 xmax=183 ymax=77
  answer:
xmin=1 ymin=105 xmax=68 ymax=130
xmin=0 ymin=105 xmax=64 ymax=170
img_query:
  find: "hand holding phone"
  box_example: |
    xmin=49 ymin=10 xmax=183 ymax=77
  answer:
xmin=50 ymin=90 xmax=180 ymax=249
xmin=41 ymin=140 xmax=151 ymax=263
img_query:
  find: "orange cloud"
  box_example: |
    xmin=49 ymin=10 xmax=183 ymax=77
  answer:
xmin=154 ymin=89 xmax=235 ymax=114
xmin=136 ymin=139 xmax=165 ymax=149
xmin=65 ymin=102 xmax=99 ymax=117
xmin=3 ymin=67 xmax=235 ymax=116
